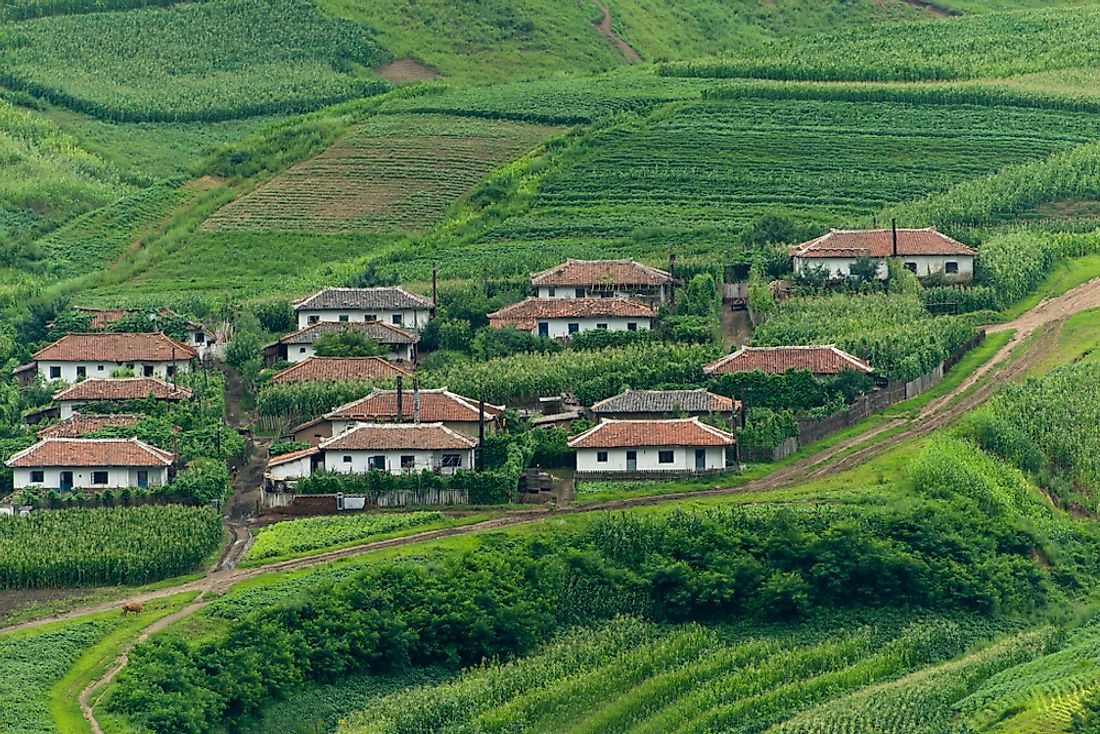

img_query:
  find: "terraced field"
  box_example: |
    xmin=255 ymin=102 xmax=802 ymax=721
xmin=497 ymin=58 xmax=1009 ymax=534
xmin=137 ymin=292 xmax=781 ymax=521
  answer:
xmin=203 ymin=114 xmax=562 ymax=233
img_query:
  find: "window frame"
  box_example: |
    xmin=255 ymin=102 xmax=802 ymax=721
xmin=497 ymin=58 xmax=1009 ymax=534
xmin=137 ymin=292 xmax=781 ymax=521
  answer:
xmin=596 ymin=450 xmax=608 ymax=463
xmin=49 ymin=366 xmax=61 ymax=380
xmin=29 ymin=470 xmax=44 ymax=484
xmin=658 ymin=450 xmax=675 ymax=464
xmin=945 ymin=261 xmax=959 ymax=274
xmin=441 ymin=453 xmax=462 ymax=468
xmin=91 ymin=470 xmax=109 ymax=485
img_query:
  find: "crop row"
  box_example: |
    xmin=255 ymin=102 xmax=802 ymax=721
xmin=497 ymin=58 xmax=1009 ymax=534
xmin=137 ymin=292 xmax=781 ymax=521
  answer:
xmin=244 ymin=511 xmax=446 ymax=563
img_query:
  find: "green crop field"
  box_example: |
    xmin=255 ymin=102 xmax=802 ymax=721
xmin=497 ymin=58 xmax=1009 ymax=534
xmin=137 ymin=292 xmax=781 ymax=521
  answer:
xmin=0 ymin=0 xmax=387 ymax=122
xmin=203 ymin=114 xmax=562 ymax=234
xmin=245 ymin=511 xmax=455 ymax=564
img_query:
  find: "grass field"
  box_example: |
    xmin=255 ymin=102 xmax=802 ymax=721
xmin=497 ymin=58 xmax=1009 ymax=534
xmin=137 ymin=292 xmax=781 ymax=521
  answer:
xmin=0 ymin=0 xmax=386 ymax=122
xmin=203 ymin=114 xmax=562 ymax=233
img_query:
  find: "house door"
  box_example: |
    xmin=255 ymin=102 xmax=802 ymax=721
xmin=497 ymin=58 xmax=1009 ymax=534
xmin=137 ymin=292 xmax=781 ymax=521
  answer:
xmin=59 ymin=471 xmax=73 ymax=492
xmin=136 ymin=470 xmax=149 ymax=488
xmin=626 ymin=451 xmax=637 ymax=472
xmin=695 ymin=448 xmax=706 ymax=471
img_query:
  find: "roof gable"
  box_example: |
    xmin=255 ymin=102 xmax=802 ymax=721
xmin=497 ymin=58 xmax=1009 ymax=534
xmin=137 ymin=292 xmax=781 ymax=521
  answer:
xmin=704 ymin=346 xmax=874 ymax=376
xmin=568 ymin=418 xmax=734 ymax=449
xmin=32 ymin=332 xmax=197 ymax=363
xmin=270 ymin=357 xmax=413 ymax=384
xmin=531 ymin=259 xmax=672 ymax=287
xmin=6 ymin=438 xmax=175 ymax=468
xmin=790 ymin=227 xmax=977 ymax=259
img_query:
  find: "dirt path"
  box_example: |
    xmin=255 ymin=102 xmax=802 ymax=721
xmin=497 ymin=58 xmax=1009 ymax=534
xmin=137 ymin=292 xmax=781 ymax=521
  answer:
xmin=591 ymin=0 xmax=641 ymax=63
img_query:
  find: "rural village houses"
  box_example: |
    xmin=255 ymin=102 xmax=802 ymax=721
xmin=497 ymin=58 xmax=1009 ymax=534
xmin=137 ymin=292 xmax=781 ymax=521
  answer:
xmin=267 ymin=423 xmax=478 ymax=487
xmin=591 ymin=388 xmax=740 ymax=422
xmin=51 ymin=378 xmax=192 ymax=419
xmin=531 ymin=258 xmax=675 ymax=304
xmin=14 ymin=332 xmax=197 ymax=386
xmin=6 ymin=437 xmax=175 ymax=491
xmin=568 ymin=418 xmax=736 ymax=477
xmin=72 ymin=306 xmax=221 ymax=360
xmin=292 ymin=287 xmax=435 ymax=330
xmin=289 ymin=387 xmax=503 ymax=446
xmin=263 ymin=320 xmax=420 ymax=365
xmin=704 ymin=345 xmax=875 ymax=377
xmin=487 ymin=297 xmax=656 ymax=338
xmin=789 ymin=226 xmax=977 ymax=282
xmin=37 ymin=413 xmax=141 ymax=439
xmin=268 ymin=356 xmax=413 ymax=385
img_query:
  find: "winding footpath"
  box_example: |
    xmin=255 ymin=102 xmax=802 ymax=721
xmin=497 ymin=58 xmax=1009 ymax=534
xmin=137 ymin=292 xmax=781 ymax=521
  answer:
xmin=4 ymin=276 xmax=1100 ymax=732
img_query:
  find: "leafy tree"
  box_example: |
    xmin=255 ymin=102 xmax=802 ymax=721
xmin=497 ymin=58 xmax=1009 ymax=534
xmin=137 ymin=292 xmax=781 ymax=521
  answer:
xmin=345 ymin=262 xmax=399 ymax=288
xmin=252 ymin=301 xmax=295 ymax=334
xmin=747 ymin=261 xmax=774 ymax=315
xmin=740 ymin=212 xmax=810 ymax=248
xmin=45 ymin=309 xmax=93 ymax=341
xmin=269 ymin=439 xmax=311 ymax=457
xmin=848 ymin=255 xmax=880 ymax=284
xmin=171 ymin=459 xmax=231 ymax=503
xmin=225 ymin=331 xmax=262 ymax=369
xmin=470 ymin=326 xmax=560 ymax=361
xmin=676 ymin=272 xmax=718 ymax=317
xmin=313 ymin=332 xmax=384 ymax=357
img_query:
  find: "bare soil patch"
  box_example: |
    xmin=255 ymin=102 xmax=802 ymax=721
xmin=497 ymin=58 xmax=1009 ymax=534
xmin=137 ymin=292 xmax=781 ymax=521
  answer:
xmin=375 ymin=58 xmax=443 ymax=83
xmin=591 ymin=0 xmax=641 ymax=63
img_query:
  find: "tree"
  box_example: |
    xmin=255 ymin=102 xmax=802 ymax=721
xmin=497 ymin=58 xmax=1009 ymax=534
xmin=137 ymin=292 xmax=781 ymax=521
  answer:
xmin=747 ymin=261 xmax=774 ymax=315
xmin=470 ymin=326 xmax=560 ymax=361
xmin=171 ymin=459 xmax=230 ymax=504
xmin=848 ymin=255 xmax=880 ymax=284
xmin=253 ymin=301 xmax=295 ymax=334
xmin=313 ymin=332 xmax=384 ymax=357
xmin=677 ymin=273 xmax=718 ymax=317
xmin=45 ymin=309 xmax=93 ymax=341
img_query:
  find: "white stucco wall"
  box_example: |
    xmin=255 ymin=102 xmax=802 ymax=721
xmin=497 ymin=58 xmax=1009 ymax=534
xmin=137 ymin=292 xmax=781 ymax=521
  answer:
xmin=531 ymin=317 xmax=653 ymax=339
xmin=536 ymin=286 xmax=668 ymax=302
xmin=285 ymin=343 xmax=413 ymax=364
xmin=322 ymin=448 xmax=474 ymax=475
xmin=297 ymin=308 xmax=432 ymax=331
xmin=267 ymin=455 xmax=314 ymax=481
xmin=38 ymin=359 xmax=191 ymax=383
xmin=792 ymin=255 xmax=974 ymax=281
xmin=13 ymin=466 xmax=168 ymax=490
xmin=575 ymin=446 xmax=726 ymax=473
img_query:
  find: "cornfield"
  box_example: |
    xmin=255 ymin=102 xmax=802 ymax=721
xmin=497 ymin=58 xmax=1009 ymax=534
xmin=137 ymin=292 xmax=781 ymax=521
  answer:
xmin=244 ymin=511 xmax=447 ymax=563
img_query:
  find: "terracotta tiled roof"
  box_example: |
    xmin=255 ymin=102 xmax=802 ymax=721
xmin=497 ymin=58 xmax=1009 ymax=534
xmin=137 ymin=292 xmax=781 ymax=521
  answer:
xmin=293 ymin=287 xmax=433 ymax=311
xmin=270 ymin=357 xmax=413 ymax=384
xmin=32 ymin=333 xmax=197 ymax=362
xmin=704 ymin=346 xmax=874 ymax=376
xmin=275 ymin=320 xmax=420 ymax=347
xmin=327 ymin=388 xmax=503 ymax=423
xmin=53 ymin=378 xmax=193 ymax=402
xmin=488 ymin=297 xmax=655 ymax=329
xmin=591 ymin=389 xmax=738 ymax=415
xmin=568 ymin=418 xmax=734 ymax=449
xmin=531 ymin=259 xmax=672 ymax=287
xmin=267 ymin=446 xmax=320 ymax=467
xmin=37 ymin=413 xmax=142 ymax=439
xmin=6 ymin=438 xmax=175 ymax=468
xmin=321 ymin=422 xmax=477 ymax=451
xmin=789 ymin=227 xmax=976 ymax=259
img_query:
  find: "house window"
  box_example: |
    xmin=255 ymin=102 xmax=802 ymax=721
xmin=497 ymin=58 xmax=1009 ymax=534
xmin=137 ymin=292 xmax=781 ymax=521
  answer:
xmin=76 ymin=366 xmax=86 ymax=378
xmin=568 ymin=323 xmax=580 ymax=335
xmin=400 ymin=455 xmax=415 ymax=469
xmin=137 ymin=470 xmax=149 ymax=488
xmin=308 ymin=315 xmax=319 ymax=324
xmin=903 ymin=262 xmax=917 ymax=273
xmin=658 ymin=450 xmax=675 ymax=464
xmin=547 ymin=288 xmax=556 ymax=297
xmin=538 ymin=322 xmax=549 ymax=337
xmin=97 ymin=365 xmax=105 ymax=372
xmin=194 ymin=332 xmax=205 ymax=344
xmin=368 ymin=455 xmax=386 ymax=471
xmin=299 ymin=347 xmax=307 ymax=354
xmin=365 ymin=314 xmax=377 ymax=322
xmin=143 ymin=365 xmax=154 ymax=377
xmin=91 ymin=471 xmax=109 ymax=485
xmin=342 ymin=455 xmax=352 ymax=463
xmin=596 ymin=451 xmax=608 ymax=463
xmin=30 ymin=470 xmax=44 ymax=484
xmin=49 ymin=366 xmax=61 ymax=379
xmin=441 ymin=454 xmax=461 ymax=468
xmin=338 ymin=314 xmax=349 ymax=322
xmin=627 ymin=322 xmax=637 ymax=332
xmin=945 ymin=261 xmax=959 ymax=274
xmin=596 ymin=323 xmax=608 ymax=330
xmin=575 ymin=288 xmax=585 ymax=298
xmin=392 ymin=314 xmax=403 ymax=326
xmin=166 ymin=366 xmax=176 ymax=377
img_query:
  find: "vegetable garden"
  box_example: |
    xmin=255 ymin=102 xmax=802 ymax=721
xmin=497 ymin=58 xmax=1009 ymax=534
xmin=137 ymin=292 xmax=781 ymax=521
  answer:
xmin=244 ymin=511 xmax=450 ymax=564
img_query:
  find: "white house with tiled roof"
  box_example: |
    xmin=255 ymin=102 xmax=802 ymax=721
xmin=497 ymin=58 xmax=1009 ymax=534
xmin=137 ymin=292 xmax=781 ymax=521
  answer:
xmin=591 ymin=389 xmax=740 ymax=421
xmin=790 ymin=227 xmax=976 ymax=282
xmin=16 ymin=332 xmax=196 ymax=385
xmin=704 ymin=346 xmax=874 ymax=378
xmin=531 ymin=259 xmax=673 ymax=303
xmin=568 ymin=418 xmax=735 ymax=477
xmin=292 ymin=287 xmax=434 ymax=330
xmin=269 ymin=356 xmax=413 ymax=385
xmin=52 ymin=378 xmax=192 ymax=419
xmin=267 ymin=423 xmax=477 ymax=484
xmin=488 ymin=297 xmax=655 ymax=339
xmin=7 ymin=437 xmax=174 ymax=491
xmin=264 ymin=320 xmax=420 ymax=365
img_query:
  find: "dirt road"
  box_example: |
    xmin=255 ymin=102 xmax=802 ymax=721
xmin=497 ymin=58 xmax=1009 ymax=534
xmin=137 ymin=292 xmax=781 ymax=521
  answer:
xmin=591 ymin=0 xmax=641 ymax=62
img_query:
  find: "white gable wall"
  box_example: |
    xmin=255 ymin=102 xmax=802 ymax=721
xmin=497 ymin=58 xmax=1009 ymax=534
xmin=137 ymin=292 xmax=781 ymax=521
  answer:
xmin=531 ymin=316 xmax=652 ymax=339
xmin=285 ymin=343 xmax=413 ymax=364
xmin=13 ymin=465 xmax=168 ymax=490
xmin=792 ymin=255 xmax=974 ymax=281
xmin=296 ymin=308 xmax=432 ymax=331
xmin=576 ymin=446 xmax=726 ymax=473
xmin=37 ymin=359 xmax=191 ymax=383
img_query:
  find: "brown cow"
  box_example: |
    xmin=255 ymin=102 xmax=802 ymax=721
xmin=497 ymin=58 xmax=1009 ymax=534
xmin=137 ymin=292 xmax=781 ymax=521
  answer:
xmin=121 ymin=602 xmax=143 ymax=615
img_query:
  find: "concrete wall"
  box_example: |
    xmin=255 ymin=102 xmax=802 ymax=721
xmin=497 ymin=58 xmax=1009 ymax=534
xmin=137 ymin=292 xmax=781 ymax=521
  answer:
xmin=575 ymin=446 xmax=726 ymax=473
xmin=531 ymin=317 xmax=652 ymax=339
xmin=13 ymin=465 xmax=168 ymax=490
xmin=267 ymin=455 xmax=314 ymax=481
xmin=285 ymin=344 xmax=413 ymax=364
xmin=321 ymin=448 xmax=474 ymax=475
xmin=38 ymin=359 xmax=191 ymax=383
xmin=792 ymin=256 xmax=974 ymax=281
xmin=296 ymin=308 xmax=432 ymax=331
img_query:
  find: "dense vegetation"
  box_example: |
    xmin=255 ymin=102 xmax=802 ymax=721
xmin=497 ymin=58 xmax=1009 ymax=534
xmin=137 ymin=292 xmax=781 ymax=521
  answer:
xmin=245 ymin=511 xmax=448 ymax=563
xmin=0 ymin=505 xmax=221 ymax=588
